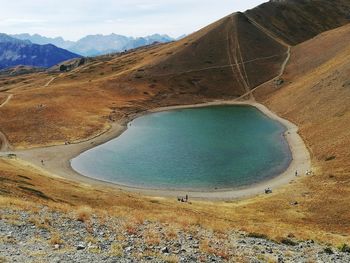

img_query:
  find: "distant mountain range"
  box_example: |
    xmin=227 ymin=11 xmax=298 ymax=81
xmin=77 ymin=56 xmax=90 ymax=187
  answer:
xmin=11 ymin=33 xmax=180 ymax=57
xmin=0 ymin=33 xmax=80 ymax=70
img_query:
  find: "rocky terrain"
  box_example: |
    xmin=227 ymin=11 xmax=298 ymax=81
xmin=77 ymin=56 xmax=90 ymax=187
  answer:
xmin=1 ymin=207 xmax=350 ymax=262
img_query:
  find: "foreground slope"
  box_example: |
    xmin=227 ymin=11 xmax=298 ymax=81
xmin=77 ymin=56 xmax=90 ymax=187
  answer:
xmin=2 ymin=156 xmax=349 ymax=262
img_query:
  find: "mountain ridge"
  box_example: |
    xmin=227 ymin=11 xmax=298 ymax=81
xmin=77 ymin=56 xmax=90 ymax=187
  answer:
xmin=245 ymin=0 xmax=350 ymax=45
xmin=11 ymin=33 xmax=177 ymax=56
xmin=0 ymin=33 xmax=81 ymax=70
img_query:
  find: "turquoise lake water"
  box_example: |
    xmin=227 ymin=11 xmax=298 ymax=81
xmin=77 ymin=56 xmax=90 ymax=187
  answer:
xmin=71 ymin=106 xmax=292 ymax=191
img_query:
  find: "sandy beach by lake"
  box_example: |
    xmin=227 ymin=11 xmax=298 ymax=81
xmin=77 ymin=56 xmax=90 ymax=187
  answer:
xmin=2 ymin=100 xmax=311 ymax=200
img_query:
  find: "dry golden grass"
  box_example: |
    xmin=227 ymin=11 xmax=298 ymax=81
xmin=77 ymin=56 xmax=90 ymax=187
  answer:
xmin=144 ymin=230 xmax=161 ymax=246
xmin=75 ymin=206 xmax=92 ymax=223
xmin=200 ymin=239 xmax=215 ymax=254
xmin=49 ymin=232 xmax=64 ymax=246
xmin=109 ymin=242 xmax=123 ymax=257
xmin=160 ymin=254 xmax=179 ymax=263
xmin=164 ymin=227 xmax=178 ymax=241
xmin=28 ymin=215 xmax=51 ymax=230
xmin=123 ymin=221 xmax=139 ymax=236
xmin=85 ymin=235 xmax=98 ymax=245
xmin=200 ymin=239 xmax=231 ymax=260
xmin=254 ymin=24 xmax=350 ymax=242
xmin=88 ymin=246 xmax=102 ymax=254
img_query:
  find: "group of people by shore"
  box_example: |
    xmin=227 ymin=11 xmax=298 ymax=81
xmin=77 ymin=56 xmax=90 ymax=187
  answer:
xmin=265 ymin=169 xmax=312 ymax=194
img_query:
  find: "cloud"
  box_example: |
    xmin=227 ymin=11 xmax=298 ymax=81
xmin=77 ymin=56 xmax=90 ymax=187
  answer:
xmin=0 ymin=18 xmax=47 ymax=26
xmin=0 ymin=0 xmax=265 ymax=40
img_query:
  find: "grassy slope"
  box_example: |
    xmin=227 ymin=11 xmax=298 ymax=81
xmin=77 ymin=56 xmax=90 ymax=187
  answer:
xmin=140 ymin=13 xmax=287 ymax=97
xmin=254 ymin=23 xmax=350 ymax=239
xmin=0 ymin=12 xmax=286 ymax=148
xmin=0 ymin=4 xmax=350 ymax=246
xmin=245 ymin=0 xmax=350 ymax=45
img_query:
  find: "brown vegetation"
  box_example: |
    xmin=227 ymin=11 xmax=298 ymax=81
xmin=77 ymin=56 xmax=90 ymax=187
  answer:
xmin=246 ymin=0 xmax=350 ymax=45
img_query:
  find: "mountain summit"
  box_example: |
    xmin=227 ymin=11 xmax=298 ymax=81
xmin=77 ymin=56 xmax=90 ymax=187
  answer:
xmin=11 ymin=33 xmax=175 ymax=56
xmin=0 ymin=34 xmax=80 ymax=70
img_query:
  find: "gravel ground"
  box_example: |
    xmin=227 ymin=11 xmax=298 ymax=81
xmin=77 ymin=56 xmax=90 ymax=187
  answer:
xmin=1 ymin=208 xmax=349 ymax=262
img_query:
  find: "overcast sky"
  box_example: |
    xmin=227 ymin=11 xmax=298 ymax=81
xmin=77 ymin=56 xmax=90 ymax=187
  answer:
xmin=0 ymin=0 xmax=265 ymax=40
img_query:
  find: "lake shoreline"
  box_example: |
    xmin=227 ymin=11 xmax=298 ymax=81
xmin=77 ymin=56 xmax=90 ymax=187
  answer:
xmin=71 ymin=104 xmax=293 ymax=192
xmin=6 ymin=100 xmax=311 ymax=200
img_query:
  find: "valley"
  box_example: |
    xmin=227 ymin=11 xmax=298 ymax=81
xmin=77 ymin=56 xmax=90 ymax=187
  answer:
xmin=1 ymin=0 xmax=350 ymax=262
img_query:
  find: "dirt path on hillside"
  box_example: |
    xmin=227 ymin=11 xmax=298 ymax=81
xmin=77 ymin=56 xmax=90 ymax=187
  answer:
xmin=234 ymin=16 xmax=292 ymax=101
xmin=235 ymin=46 xmax=291 ymax=101
xmin=226 ymin=32 xmax=246 ymax=92
xmin=153 ymin=54 xmax=285 ymax=78
xmin=0 ymin=93 xmax=13 ymax=151
xmin=0 ymin=132 xmax=10 ymax=151
xmin=0 ymin=93 xmax=12 ymax=108
xmin=245 ymin=15 xmax=290 ymax=48
xmin=280 ymin=46 xmax=291 ymax=76
xmin=223 ymin=15 xmax=253 ymax=99
xmin=231 ymin=15 xmax=254 ymax=100
xmin=44 ymin=77 xmax=56 ymax=87
xmin=44 ymin=73 xmax=63 ymax=87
